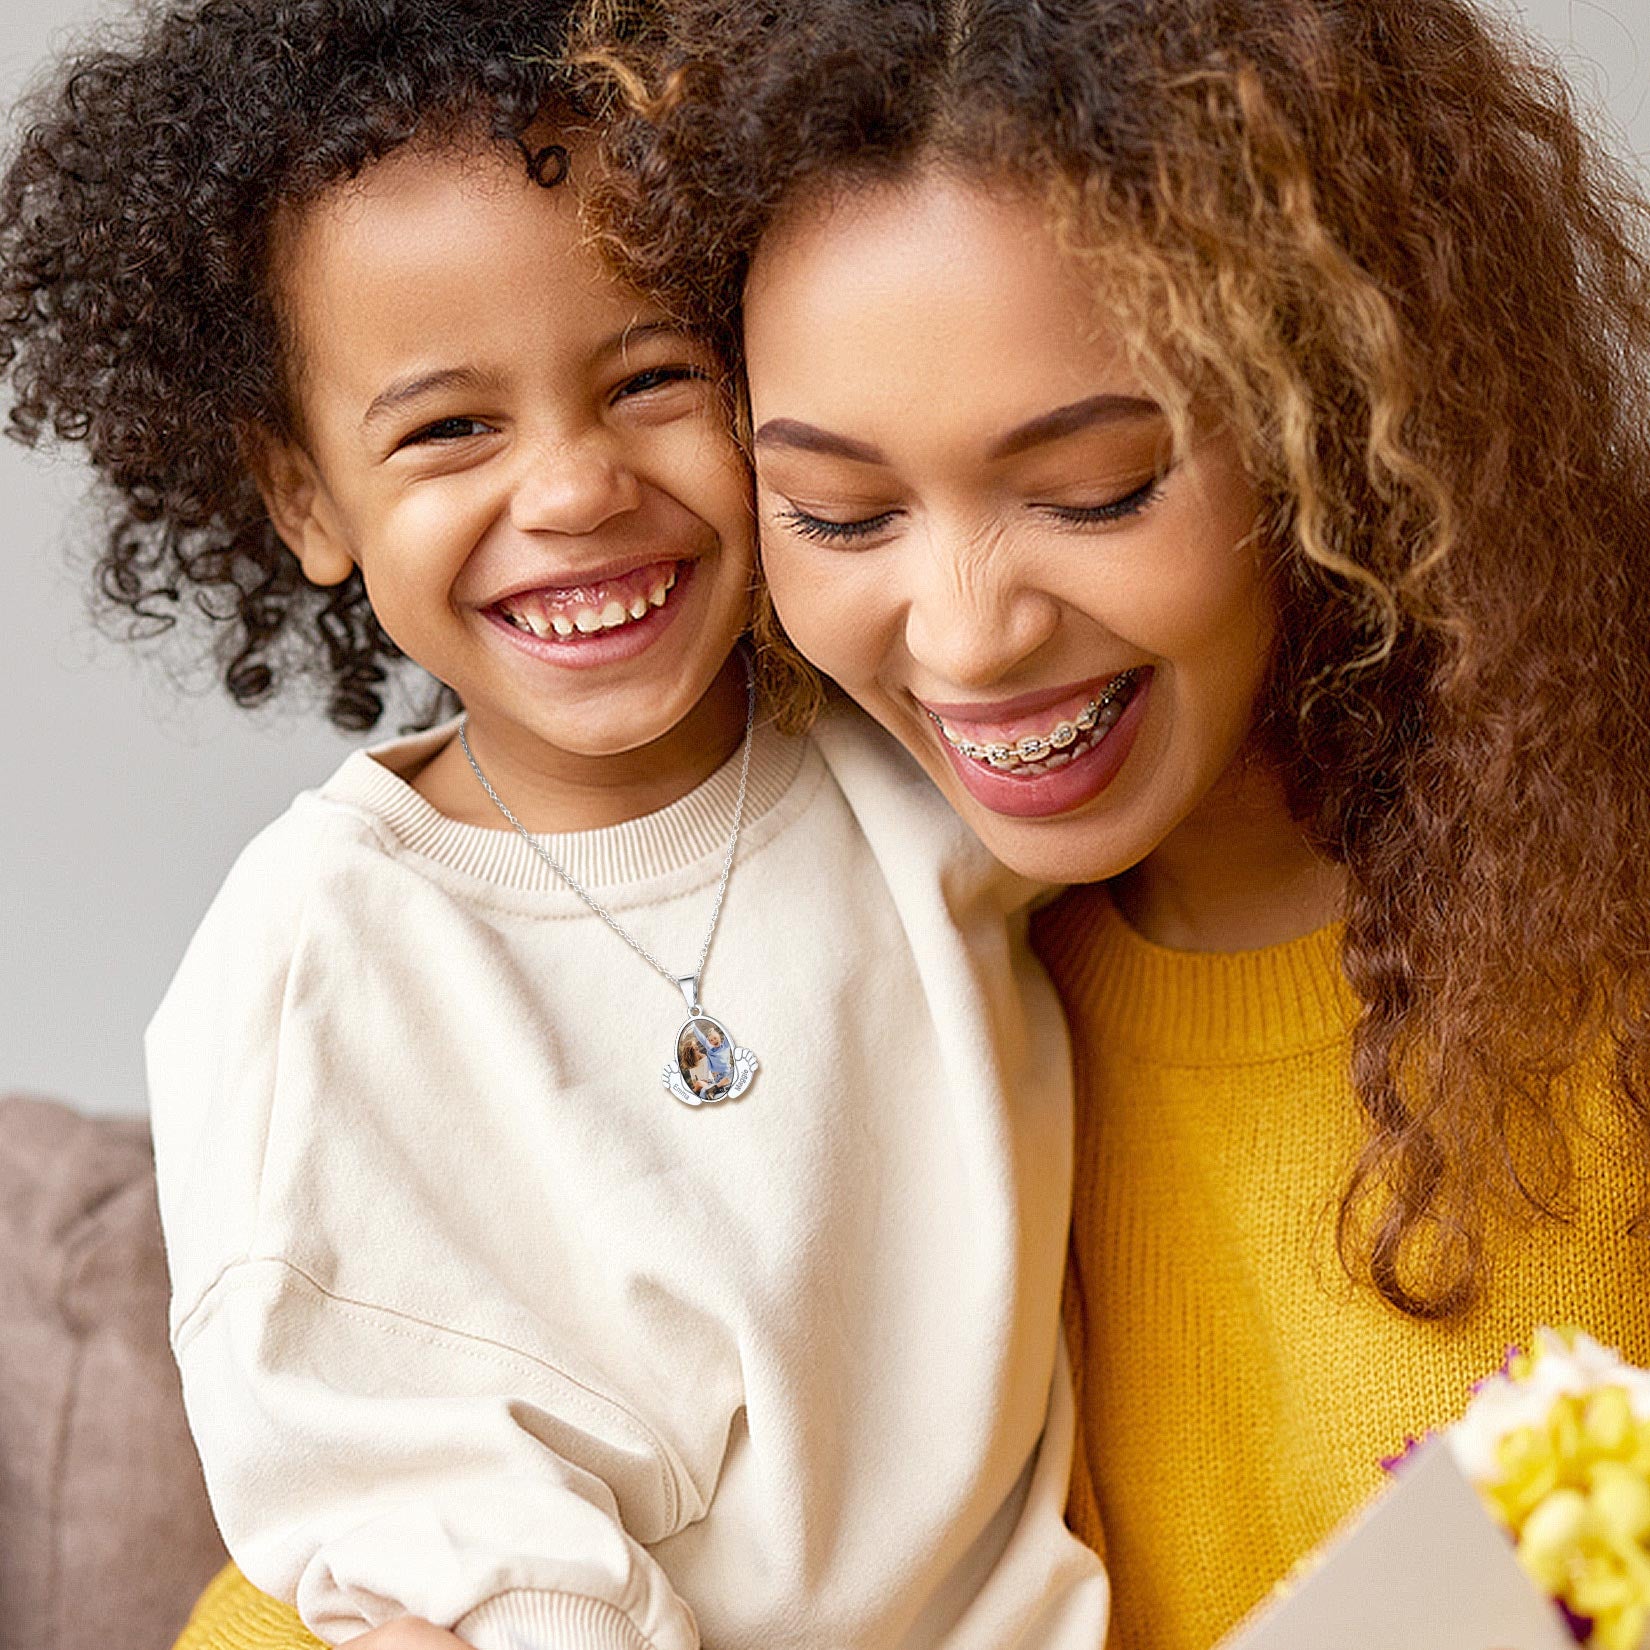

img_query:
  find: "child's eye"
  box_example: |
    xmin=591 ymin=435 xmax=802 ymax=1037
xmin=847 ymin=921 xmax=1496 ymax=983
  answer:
xmin=614 ymin=365 xmax=706 ymax=402
xmin=399 ymin=416 xmax=492 ymax=448
xmin=1042 ymin=475 xmax=1163 ymax=526
xmin=774 ymin=506 xmax=900 ymax=546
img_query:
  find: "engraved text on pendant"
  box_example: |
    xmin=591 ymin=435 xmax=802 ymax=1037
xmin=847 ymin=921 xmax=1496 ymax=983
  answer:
xmin=663 ymin=1013 xmax=759 ymax=1107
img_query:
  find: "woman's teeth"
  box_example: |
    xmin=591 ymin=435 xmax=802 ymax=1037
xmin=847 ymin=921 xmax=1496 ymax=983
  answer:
xmin=929 ymin=669 xmax=1141 ymax=776
xmin=498 ymin=567 xmax=677 ymax=639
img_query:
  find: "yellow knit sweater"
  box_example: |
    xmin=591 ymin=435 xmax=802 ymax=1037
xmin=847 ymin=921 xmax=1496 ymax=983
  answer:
xmin=173 ymin=1566 xmax=318 ymax=1649
xmin=1035 ymin=883 xmax=1650 ymax=1650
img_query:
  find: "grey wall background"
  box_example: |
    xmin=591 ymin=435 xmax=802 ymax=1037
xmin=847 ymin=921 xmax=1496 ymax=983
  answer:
xmin=0 ymin=0 xmax=360 ymax=1117
xmin=3 ymin=0 xmax=1648 ymax=1118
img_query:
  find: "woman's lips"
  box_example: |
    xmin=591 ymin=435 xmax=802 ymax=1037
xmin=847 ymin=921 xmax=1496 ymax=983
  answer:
xmin=925 ymin=668 xmax=1141 ymax=769
xmin=928 ymin=667 xmax=1154 ymax=819
xmin=920 ymin=672 xmax=1127 ymax=731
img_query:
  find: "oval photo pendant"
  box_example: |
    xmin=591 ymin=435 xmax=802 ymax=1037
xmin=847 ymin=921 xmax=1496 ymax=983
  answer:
xmin=663 ymin=1013 xmax=759 ymax=1107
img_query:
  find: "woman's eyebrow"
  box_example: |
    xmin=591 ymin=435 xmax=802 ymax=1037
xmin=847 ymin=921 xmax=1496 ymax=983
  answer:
xmin=752 ymin=418 xmax=885 ymax=464
xmin=752 ymin=394 xmax=1162 ymax=467
xmin=988 ymin=394 xmax=1163 ymax=459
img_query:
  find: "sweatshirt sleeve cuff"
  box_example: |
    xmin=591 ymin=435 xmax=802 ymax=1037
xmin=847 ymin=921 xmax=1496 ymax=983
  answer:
xmin=456 ymin=1590 xmax=668 ymax=1650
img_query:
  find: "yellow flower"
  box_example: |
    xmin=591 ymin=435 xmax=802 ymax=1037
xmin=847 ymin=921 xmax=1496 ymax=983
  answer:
xmin=1516 ymin=1488 xmax=1590 ymax=1593
xmin=1586 ymin=1391 xmax=1637 ymax=1461
xmin=1457 ymin=1333 xmax=1650 ymax=1648
xmin=1591 ymin=1463 xmax=1650 ymax=1549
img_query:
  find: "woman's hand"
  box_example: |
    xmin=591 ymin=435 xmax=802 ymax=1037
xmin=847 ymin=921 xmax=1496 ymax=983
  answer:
xmin=351 ymin=1620 xmax=472 ymax=1649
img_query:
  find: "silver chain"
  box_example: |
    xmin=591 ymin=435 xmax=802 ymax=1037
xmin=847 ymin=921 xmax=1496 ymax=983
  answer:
xmin=457 ymin=657 xmax=757 ymax=1007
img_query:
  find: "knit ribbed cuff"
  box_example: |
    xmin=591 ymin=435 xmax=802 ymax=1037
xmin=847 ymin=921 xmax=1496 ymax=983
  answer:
xmin=458 ymin=1589 xmax=664 ymax=1650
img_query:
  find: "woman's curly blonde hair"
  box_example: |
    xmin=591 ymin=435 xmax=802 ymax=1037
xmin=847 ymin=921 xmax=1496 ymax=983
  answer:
xmin=581 ymin=0 xmax=1650 ymax=1317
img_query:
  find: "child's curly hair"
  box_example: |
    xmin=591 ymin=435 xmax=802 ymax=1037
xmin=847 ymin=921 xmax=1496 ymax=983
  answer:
xmin=585 ymin=0 xmax=1650 ymax=1317
xmin=0 ymin=0 xmax=576 ymax=729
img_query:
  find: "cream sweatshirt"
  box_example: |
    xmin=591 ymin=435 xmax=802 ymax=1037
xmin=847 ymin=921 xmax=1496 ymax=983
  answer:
xmin=147 ymin=707 xmax=1108 ymax=1650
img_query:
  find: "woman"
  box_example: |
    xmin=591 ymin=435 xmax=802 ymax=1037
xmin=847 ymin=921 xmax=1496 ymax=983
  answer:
xmin=589 ymin=0 xmax=1650 ymax=1643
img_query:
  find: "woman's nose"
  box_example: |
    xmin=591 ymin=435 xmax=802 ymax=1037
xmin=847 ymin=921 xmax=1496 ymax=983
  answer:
xmin=902 ymin=535 xmax=1060 ymax=690
xmin=509 ymin=433 xmax=643 ymax=537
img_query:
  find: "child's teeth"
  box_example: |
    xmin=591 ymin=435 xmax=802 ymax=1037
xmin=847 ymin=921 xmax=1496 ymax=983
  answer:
xmin=506 ymin=567 xmax=684 ymax=640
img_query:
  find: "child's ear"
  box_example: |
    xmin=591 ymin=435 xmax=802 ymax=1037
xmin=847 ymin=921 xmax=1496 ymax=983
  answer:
xmin=239 ymin=423 xmax=357 ymax=588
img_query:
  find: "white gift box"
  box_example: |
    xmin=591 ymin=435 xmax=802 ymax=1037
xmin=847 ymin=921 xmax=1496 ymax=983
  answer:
xmin=1219 ymin=1439 xmax=1577 ymax=1650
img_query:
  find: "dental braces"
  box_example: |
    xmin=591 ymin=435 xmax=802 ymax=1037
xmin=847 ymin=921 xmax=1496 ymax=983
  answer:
xmin=928 ymin=668 xmax=1140 ymax=770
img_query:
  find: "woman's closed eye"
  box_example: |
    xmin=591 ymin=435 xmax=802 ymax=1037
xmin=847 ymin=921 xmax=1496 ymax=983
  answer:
xmin=771 ymin=472 xmax=1164 ymax=547
xmin=1042 ymin=474 xmax=1164 ymax=527
xmin=773 ymin=505 xmax=901 ymax=545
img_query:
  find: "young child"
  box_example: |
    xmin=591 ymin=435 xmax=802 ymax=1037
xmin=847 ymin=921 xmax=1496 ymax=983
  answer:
xmin=0 ymin=3 xmax=1109 ymax=1647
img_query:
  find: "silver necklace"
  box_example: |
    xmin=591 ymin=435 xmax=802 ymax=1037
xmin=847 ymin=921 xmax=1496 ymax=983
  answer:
xmin=457 ymin=660 xmax=760 ymax=1108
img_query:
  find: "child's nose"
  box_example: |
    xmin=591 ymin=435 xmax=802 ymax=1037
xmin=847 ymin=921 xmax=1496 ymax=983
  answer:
xmin=509 ymin=435 xmax=643 ymax=537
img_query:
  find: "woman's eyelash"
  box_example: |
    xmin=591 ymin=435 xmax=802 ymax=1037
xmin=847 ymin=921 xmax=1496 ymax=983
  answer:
xmin=1046 ymin=476 xmax=1163 ymax=524
xmin=775 ymin=508 xmax=899 ymax=545
xmin=775 ymin=477 xmax=1162 ymax=545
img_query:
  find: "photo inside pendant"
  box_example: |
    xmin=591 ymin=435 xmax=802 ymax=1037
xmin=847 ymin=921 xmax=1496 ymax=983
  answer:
xmin=677 ymin=1016 xmax=735 ymax=1101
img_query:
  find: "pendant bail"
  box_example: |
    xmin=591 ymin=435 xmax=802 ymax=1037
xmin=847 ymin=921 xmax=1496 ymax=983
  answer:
xmin=677 ymin=974 xmax=702 ymax=1014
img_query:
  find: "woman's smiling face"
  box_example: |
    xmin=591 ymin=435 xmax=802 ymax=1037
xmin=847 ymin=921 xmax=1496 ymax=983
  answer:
xmin=744 ymin=170 xmax=1274 ymax=883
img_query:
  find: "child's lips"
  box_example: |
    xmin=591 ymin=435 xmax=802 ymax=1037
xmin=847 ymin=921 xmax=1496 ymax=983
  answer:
xmin=479 ymin=559 xmax=699 ymax=673
xmin=492 ymin=559 xmax=680 ymax=638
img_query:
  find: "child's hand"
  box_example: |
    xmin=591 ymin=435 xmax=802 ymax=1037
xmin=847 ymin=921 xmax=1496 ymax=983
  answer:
xmin=352 ymin=1620 xmax=472 ymax=1649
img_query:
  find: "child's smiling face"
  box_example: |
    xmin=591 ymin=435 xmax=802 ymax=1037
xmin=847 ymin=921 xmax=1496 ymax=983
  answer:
xmin=254 ymin=134 xmax=753 ymax=804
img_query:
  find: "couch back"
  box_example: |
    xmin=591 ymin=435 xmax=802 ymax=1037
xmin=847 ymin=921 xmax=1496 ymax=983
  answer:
xmin=0 ymin=1095 xmax=227 ymax=1650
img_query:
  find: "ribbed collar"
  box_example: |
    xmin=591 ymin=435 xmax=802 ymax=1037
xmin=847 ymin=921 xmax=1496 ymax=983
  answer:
xmin=320 ymin=718 xmax=809 ymax=894
xmin=1035 ymin=882 xmax=1356 ymax=1065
